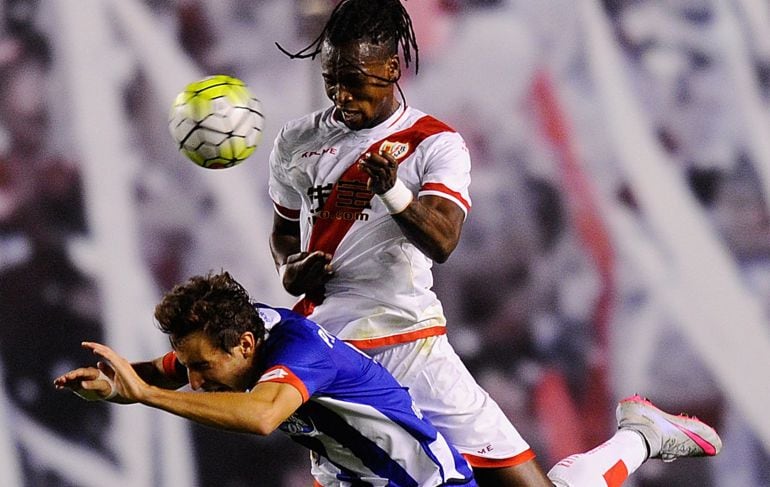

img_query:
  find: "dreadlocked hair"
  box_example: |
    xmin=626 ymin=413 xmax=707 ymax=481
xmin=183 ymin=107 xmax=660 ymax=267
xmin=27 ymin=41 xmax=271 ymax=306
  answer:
xmin=276 ymin=0 xmax=419 ymax=74
xmin=154 ymin=271 xmax=265 ymax=351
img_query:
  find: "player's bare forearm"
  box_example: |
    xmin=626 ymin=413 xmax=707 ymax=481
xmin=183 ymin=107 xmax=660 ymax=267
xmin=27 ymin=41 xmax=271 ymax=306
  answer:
xmin=271 ymin=211 xmax=333 ymax=295
xmin=141 ymin=382 xmax=302 ymax=436
xmin=270 ymin=233 xmax=300 ymax=267
xmin=392 ymin=195 xmax=464 ymax=263
xmin=270 ymin=211 xmax=301 ymax=266
xmin=358 ymin=151 xmax=465 ymax=262
xmin=84 ymin=341 xmax=301 ymax=434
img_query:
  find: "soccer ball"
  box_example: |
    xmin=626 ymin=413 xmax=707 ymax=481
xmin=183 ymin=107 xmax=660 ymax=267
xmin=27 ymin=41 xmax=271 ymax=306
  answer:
xmin=169 ymin=75 xmax=264 ymax=169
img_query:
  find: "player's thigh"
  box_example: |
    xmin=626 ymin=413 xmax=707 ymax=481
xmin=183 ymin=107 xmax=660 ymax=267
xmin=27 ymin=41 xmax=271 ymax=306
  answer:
xmin=371 ymin=336 xmax=529 ymax=459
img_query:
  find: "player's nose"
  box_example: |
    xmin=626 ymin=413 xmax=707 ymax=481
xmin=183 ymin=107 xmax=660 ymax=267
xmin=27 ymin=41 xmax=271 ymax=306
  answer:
xmin=188 ymin=370 xmax=204 ymax=391
xmin=333 ymin=85 xmax=353 ymax=104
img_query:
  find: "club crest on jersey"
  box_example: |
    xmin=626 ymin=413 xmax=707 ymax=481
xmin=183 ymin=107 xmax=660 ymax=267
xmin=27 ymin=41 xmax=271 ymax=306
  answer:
xmin=379 ymin=140 xmax=409 ymax=160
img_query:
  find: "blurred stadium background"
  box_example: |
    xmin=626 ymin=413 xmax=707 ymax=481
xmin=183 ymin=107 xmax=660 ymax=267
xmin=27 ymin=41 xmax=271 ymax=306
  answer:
xmin=1 ymin=0 xmax=769 ymax=485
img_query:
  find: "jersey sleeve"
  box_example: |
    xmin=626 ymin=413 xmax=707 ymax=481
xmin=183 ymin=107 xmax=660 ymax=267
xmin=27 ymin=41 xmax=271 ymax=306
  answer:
xmin=256 ymin=324 xmax=337 ymax=402
xmin=268 ymin=126 xmax=302 ymax=221
xmin=418 ymin=132 xmax=472 ymax=217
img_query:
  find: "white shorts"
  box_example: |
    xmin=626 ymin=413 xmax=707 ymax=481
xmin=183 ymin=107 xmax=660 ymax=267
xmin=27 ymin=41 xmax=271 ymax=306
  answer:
xmin=369 ymin=335 xmax=533 ymax=467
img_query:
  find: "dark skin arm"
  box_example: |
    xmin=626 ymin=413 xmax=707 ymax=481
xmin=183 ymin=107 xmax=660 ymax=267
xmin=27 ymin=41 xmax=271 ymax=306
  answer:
xmin=269 ymin=213 xmax=333 ymax=296
xmin=358 ymin=149 xmax=465 ymax=263
xmin=389 ymin=195 xmax=464 ymax=263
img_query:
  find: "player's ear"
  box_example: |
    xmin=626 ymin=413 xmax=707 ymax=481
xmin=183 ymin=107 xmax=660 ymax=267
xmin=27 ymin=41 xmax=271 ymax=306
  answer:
xmin=387 ymin=55 xmax=401 ymax=83
xmin=239 ymin=332 xmax=256 ymax=357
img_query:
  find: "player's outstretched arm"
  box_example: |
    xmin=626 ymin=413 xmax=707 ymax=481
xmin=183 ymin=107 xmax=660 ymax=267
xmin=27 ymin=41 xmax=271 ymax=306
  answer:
xmin=81 ymin=341 xmax=303 ymax=435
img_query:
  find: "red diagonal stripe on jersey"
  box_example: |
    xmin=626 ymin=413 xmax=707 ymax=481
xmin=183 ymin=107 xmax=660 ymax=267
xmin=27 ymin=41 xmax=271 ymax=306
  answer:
xmin=294 ymin=115 xmax=455 ymax=316
xmin=308 ymin=115 xmax=455 ymax=255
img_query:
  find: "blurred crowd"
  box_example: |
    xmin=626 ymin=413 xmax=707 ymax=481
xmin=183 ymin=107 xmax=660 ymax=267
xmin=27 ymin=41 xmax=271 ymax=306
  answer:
xmin=1 ymin=0 xmax=769 ymax=486
xmin=0 ymin=5 xmax=111 ymax=484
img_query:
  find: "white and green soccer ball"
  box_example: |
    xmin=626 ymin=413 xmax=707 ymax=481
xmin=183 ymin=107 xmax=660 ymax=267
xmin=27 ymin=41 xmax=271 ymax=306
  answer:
xmin=169 ymin=75 xmax=264 ymax=169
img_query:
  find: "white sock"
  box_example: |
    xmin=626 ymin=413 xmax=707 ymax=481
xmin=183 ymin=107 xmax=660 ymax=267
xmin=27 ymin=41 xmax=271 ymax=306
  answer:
xmin=547 ymin=429 xmax=648 ymax=487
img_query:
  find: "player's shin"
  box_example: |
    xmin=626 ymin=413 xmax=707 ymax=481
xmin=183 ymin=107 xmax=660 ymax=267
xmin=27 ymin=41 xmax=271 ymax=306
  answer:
xmin=546 ymin=430 xmax=646 ymax=487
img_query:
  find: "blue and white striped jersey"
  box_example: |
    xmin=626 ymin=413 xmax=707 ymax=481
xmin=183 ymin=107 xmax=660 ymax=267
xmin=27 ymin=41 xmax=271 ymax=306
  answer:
xmin=255 ymin=305 xmax=476 ymax=487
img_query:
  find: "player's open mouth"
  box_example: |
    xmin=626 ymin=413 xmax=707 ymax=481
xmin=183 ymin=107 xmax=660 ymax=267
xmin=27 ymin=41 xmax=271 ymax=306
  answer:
xmin=338 ymin=108 xmax=361 ymax=123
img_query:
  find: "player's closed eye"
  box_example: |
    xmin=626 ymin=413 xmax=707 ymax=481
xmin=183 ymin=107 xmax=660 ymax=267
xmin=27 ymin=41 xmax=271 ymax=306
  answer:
xmin=187 ymin=362 xmax=210 ymax=372
xmin=325 ymin=74 xmax=366 ymax=90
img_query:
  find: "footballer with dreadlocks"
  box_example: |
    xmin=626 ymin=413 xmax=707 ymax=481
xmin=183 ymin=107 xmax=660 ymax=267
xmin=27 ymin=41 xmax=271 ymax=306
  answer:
xmin=268 ymin=1 xmax=723 ymax=486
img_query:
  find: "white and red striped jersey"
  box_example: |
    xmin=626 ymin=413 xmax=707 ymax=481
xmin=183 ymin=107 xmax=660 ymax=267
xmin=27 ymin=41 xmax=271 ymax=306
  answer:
xmin=268 ymin=105 xmax=471 ymax=349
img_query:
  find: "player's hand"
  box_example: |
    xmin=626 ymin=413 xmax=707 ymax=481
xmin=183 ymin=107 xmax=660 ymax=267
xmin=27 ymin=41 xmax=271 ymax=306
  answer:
xmin=54 ymin=364 xmax=115 ymax=401
xmin=358 ymin=150 xmax=398 ymax=195
xmin=80 ymin=341 xmax=150 ymax=403
xmin=282 ymin=251 xmax=334 ymax=296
